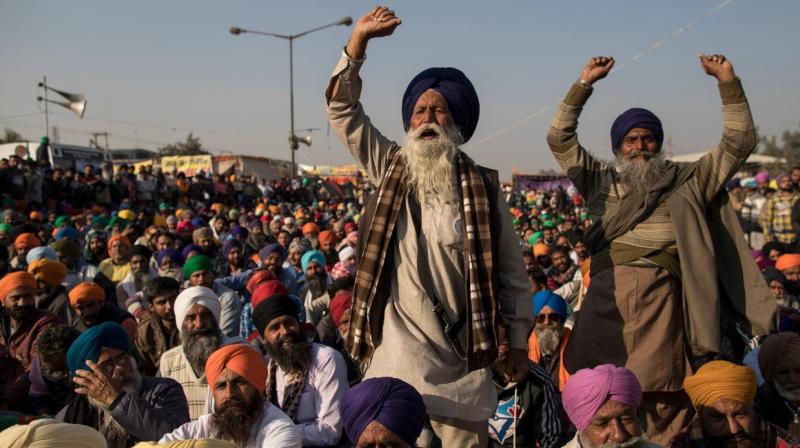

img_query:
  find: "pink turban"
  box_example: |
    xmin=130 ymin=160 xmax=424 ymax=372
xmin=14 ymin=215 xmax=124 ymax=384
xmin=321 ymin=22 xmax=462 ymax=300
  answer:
xmin=562 ymin=364 xmax=643 ymax=431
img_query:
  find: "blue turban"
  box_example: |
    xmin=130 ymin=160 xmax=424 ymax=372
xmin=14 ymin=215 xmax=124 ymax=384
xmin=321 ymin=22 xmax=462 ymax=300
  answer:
xmin=66 ymin=322 xmax=131 ymax=375
xmin=26 ymin=246 xmax=59 ymax=265
xmin=341 ymin=377 xmax=427 ymax=446
xmin=157 ymin=248 xmax=184 ymax=267
xmin=191 ymin=217 xmax=206 ymax=228
xmin=181 ymin=243 xmax=201 ymax=260
xmin=259 ymin=243 xmax=286 ymax=263
xmin=222 ymin=238 xmax=243 ymax=257
xmin=609 ymin=108 xmax=663 ymax=154
xmin=301 ymin=250 xmax=326 ymax=273
xmin=230 ymin=225 xmax=249 ymax=239
xmin=402 ymin=67 xmax=480 ymax=143
xmin=533 ymin=290 xmax=568 ymax=320
xmin=54 ymin=227 xmax=79 ymax=242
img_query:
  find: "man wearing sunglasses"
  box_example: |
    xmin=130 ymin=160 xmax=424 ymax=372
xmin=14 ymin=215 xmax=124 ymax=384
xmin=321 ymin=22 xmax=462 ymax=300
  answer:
xmin=528 ymin=290 xmax=570 ymax=394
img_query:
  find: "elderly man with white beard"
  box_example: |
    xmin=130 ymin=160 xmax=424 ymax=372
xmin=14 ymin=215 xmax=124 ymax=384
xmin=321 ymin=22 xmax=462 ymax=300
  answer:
xmin=57 ymin=322 xmax=190 ymax=448
xmin=547 ymin=54 xmax=776 ymax=444
xmin=326 ymin=7 xmax=532 ymax=446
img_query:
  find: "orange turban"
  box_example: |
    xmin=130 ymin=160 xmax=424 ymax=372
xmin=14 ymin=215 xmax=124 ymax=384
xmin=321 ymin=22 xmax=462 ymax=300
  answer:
xmin=775 ymin=254 xmax=800 ymax=272
xmin=28 ymin=259 xmax=68 ymax=286
xmin=14 ymin=233 xmax=41 ymax=251
xmin=319 ymin=230 xmax=337 ymax=246
xmin=302 ymin=223 xmax=320 ymax=236
xmin=68 ymin=282 xmax=105 ymax=306
xmin=107 ymin=235 xmax=132 ymax=253
xmin=533 ymin=243 xmax=551 ymax=257
xmin=0 ymin=271 xmax=37 ymax=301
xmin=205 ymin=344 xmax=267 ymax=394
xmin=683 ymin=360 xmax=756 ymax=409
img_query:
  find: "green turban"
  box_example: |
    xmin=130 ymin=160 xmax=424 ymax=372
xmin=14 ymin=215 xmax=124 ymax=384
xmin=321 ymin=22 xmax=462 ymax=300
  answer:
xmin=0 ymin=223 xmax=12 ymax=233
xmin=528 ymin=231 xmax=544 ymax=246
xmin=183 ymin=255 xmax=214 ymax=280
xmin=54 ymin=215 xmax=73 ymax=228
xmin=92 ymin=215 xmax=109 ymax=228
xmin=51 ymin=239 xmax=81 ymax=260
xmin=108 ymin=216 xmax=127 ymax=230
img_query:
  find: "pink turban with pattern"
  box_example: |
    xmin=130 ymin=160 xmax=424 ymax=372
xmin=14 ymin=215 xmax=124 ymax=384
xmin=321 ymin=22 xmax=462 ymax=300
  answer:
xmin=562 ymin=364 xmax=643 ymax=431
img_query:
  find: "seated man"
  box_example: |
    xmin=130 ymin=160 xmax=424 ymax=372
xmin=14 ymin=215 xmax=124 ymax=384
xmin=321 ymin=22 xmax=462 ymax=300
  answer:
xmin=58 ymin=322 xmax=190 ymax=447
xmin=340 ymin=377 xmax=427 ymax=448
xmin=300 ymin=250 xmax=330 ymax=325
xmin=254 ymin=293 xmax=348 ymax=446
xmin=0 ymin=271 xmax=61 ymax=410
xmin=183 ymin=255 xmax=241 ymax=338
xmin=135 ymin=277 xmax=180 ymax=376
xmin=562 ymin=364 xmax=659 ymax=448
xmin=159 ymin=285 xmax=243 ymax=420
xmin=159 ymin=344 xmax=301 ymax=447
xmin=757 ymin=333 xmax=800 ymax=438
xmin=528 ymin=290 xmax=571 ymax=392
xmin=259 ymin=243 xmax=299 ymax=296
xmin=673 ymin=360 xmax=797 ymax=447
xmin=26 ymin=324 xmax=80 ymax=415
xmin=115 ymin=244 xmax=154 ymax=315
xmin=775 ymin=254 xmax=800 ymax=298
xmin=28 ymin=258 xmax=72 ymax=322
xmin=69 ymin=282 xmax=137 ymax=342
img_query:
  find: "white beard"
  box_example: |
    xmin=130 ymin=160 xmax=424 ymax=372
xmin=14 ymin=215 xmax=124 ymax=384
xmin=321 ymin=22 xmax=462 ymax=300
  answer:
xmin=775 ymin=380 xmax=800 ymax=403
xmin=611 ymin=150 xmax=669 ymax=195
xmin=401 ymin=122 xmax=463 ymax=199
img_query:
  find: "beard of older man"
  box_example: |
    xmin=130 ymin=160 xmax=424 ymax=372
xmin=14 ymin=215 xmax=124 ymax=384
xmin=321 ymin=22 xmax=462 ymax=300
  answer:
xmin=775 ymin=380 xmax=800 ymax=403
xmin=612 ymin=149 xmax=670 ymax=196
xmin=535 ymin=320 xmax=563 ymax=356
xmin=181 ymin=327 xmax=222 ymax=376
xmin=401 ymin=121 xmax=463 ymax=198
xmin=210 ymin=392 xmax=265 ymax=447
xmin=264 ymin=329 xmax=312 ymax=373
xmin=88 ymin=368 xmax=143 ymax=448
xmin=578 ymin=432 xmax=648 ymax=448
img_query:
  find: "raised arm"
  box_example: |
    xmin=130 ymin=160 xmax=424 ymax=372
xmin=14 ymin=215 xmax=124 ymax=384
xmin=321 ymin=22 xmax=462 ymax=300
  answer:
xmin=691 ymin=54 xmax=757 ymax=204
xmin=325 ymin=7 xmax=402 ymax=183
xmin=546 ymin=57 xmax=615 ymax=198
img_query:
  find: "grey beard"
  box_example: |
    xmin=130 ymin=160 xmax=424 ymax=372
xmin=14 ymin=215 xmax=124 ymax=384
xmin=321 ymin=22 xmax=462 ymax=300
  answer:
xmin=612 ymin=151 xmax=669 ymax=196
xmin=775 ymin=381 xmax=800 ymax=403
xmin=182 ymin=328 xmax=223 ymax=376
xmin=159 ymin=267 xmax=184 ymax=283
xmin=401 ymin=122 xmax=463 ymax=198
xmin=535 ymin=325 xmax=563 ymax=356
xmin=89 ymin=370 xmax=142 ymax=448
xmin=133 ymin=271 xmax=150 ymax=291
xmin=579 ymin=432 xmax=648 ymax=448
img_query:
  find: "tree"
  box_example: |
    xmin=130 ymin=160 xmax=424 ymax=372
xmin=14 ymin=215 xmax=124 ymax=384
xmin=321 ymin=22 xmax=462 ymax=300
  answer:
xmin=157 ymin=132 xmax=208 ymax=156
xmin=0 ymin=128 xmax=25 ymax=144
xmin=758 ymin=123 xmax=800 ymax=167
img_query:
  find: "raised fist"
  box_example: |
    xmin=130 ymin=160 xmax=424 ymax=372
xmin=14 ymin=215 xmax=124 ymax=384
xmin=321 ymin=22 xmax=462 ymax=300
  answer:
xmin=698 ymin=53 xmax=735 ymax=82
xmin=354 ymin=6 xmax=401 ymax=41
xmin=580 ymin=56 xmax=615 ymax=85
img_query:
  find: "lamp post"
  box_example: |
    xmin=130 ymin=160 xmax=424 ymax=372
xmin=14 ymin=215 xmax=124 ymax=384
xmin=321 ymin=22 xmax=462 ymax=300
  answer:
xmin=230 ymin=16 xmax=352 ymax=179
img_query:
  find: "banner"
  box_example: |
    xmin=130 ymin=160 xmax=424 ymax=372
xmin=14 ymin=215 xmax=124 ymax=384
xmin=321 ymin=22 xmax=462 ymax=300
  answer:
xmin=161 ymin=155 xmax=212 ymax=177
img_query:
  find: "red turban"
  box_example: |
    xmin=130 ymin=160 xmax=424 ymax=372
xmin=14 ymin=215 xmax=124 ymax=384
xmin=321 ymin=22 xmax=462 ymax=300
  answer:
xmin=107 ymin=235 xmax=132 ymax=254
xmin=330 ymin=291 xmax=353 ymax=326
xmin=250 ymin=280 xmax=289 ymax=311
xmin=205 ymin=344 xmax=267 ymax=394
xmin=319 ymin=230 xmax=337 ymax=247
xmin=68 ymin=282 xmax=105 ymax=306
xmin=775 ymin=254 xmax=800 ymax=272
xmin=245 ymin=269 xmax=278 ymax=295
xmin=14 ymin=233 xmax=41 ymax=251
xmin=0 ymin=271 xmax=37 ymax=302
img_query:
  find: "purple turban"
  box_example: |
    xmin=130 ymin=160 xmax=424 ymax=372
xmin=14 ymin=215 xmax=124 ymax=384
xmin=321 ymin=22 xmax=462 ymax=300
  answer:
xmin=341 ymin=377 xmax=427 ymax=446
xmin=562 ymin=364 xmax=642 ymax=431
xmin=259 ymin=243 xmax=286 ymax=263
xmin=157 ymin=248 xmax=184 ymax=267
xmin=230 ymin=225 xmax=249 ymax=239
xmin=402 ymin=67 xmax=480 ymax=143
xmin=222 ymin=238 xmax=243 ymax=257
xmin=610 ymin=108 xmax=663 ymax=154
xmin=181 ymin=243 xmax=201 ymax=260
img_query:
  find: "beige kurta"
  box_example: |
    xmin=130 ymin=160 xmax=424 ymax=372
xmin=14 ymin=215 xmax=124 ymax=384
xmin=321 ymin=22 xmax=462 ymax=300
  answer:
xmin=326 ymin=50 xmax=532 ymax=420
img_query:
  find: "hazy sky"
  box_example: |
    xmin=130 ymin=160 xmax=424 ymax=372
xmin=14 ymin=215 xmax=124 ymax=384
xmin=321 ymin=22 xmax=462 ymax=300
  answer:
xmin=1 ymin=0 xmax=798 ymax=180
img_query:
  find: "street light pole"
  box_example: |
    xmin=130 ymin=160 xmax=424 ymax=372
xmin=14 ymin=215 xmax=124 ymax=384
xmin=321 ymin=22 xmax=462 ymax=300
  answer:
xmin=229 ymin=16 xmax=352 ymax=179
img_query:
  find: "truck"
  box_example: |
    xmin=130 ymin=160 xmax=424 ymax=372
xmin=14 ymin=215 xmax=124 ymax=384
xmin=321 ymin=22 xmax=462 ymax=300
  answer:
xmin=0 ymin=141 xmax=112 ymax=170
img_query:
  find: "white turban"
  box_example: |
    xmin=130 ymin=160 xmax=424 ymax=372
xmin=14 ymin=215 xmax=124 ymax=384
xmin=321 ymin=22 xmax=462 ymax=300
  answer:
xmin=339 ymin=246 xmax=355 ymax=262
xmin=0 ymin=419 xmax=106 ymax=448
xmin=174 ymin=286 xmax=221 ymax=333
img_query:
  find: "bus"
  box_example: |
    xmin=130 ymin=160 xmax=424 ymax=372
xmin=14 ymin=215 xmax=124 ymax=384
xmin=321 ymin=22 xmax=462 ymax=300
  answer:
xmin=0 ymin=141 xmax=112 ymax=170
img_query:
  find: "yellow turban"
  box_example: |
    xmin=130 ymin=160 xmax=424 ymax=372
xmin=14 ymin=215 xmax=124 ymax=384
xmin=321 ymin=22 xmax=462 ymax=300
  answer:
xmin=0 ymin=419 xmax=106 ymax=448
xmin=28 ymin=259 xmax=68 ymax=286
xmin=133 ymin=440 xmax=235 ymax=448
xmin=683 ymin=360 xmax=757 ymax=409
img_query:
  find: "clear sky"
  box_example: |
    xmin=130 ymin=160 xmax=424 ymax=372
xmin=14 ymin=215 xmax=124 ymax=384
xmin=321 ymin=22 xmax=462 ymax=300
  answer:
xmin=1 ymin=0 xmax=798 ymax=180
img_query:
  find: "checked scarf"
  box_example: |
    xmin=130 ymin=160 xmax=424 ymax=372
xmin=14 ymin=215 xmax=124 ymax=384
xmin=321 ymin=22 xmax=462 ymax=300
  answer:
xmin=347 ymin=148 xmax=501 ymax=372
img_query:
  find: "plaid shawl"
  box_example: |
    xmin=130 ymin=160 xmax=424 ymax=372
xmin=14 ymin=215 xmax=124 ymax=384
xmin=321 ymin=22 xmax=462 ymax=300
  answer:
xmin=347 ymin=149 xmax=500 ymax=372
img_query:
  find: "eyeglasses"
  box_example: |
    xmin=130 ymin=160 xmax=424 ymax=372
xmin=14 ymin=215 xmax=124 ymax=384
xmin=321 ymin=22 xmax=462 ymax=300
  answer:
xmin=95 ymin=353 xmax=131 ymax=374
xmin=536 ymin=313 xmax=562 ymax=324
